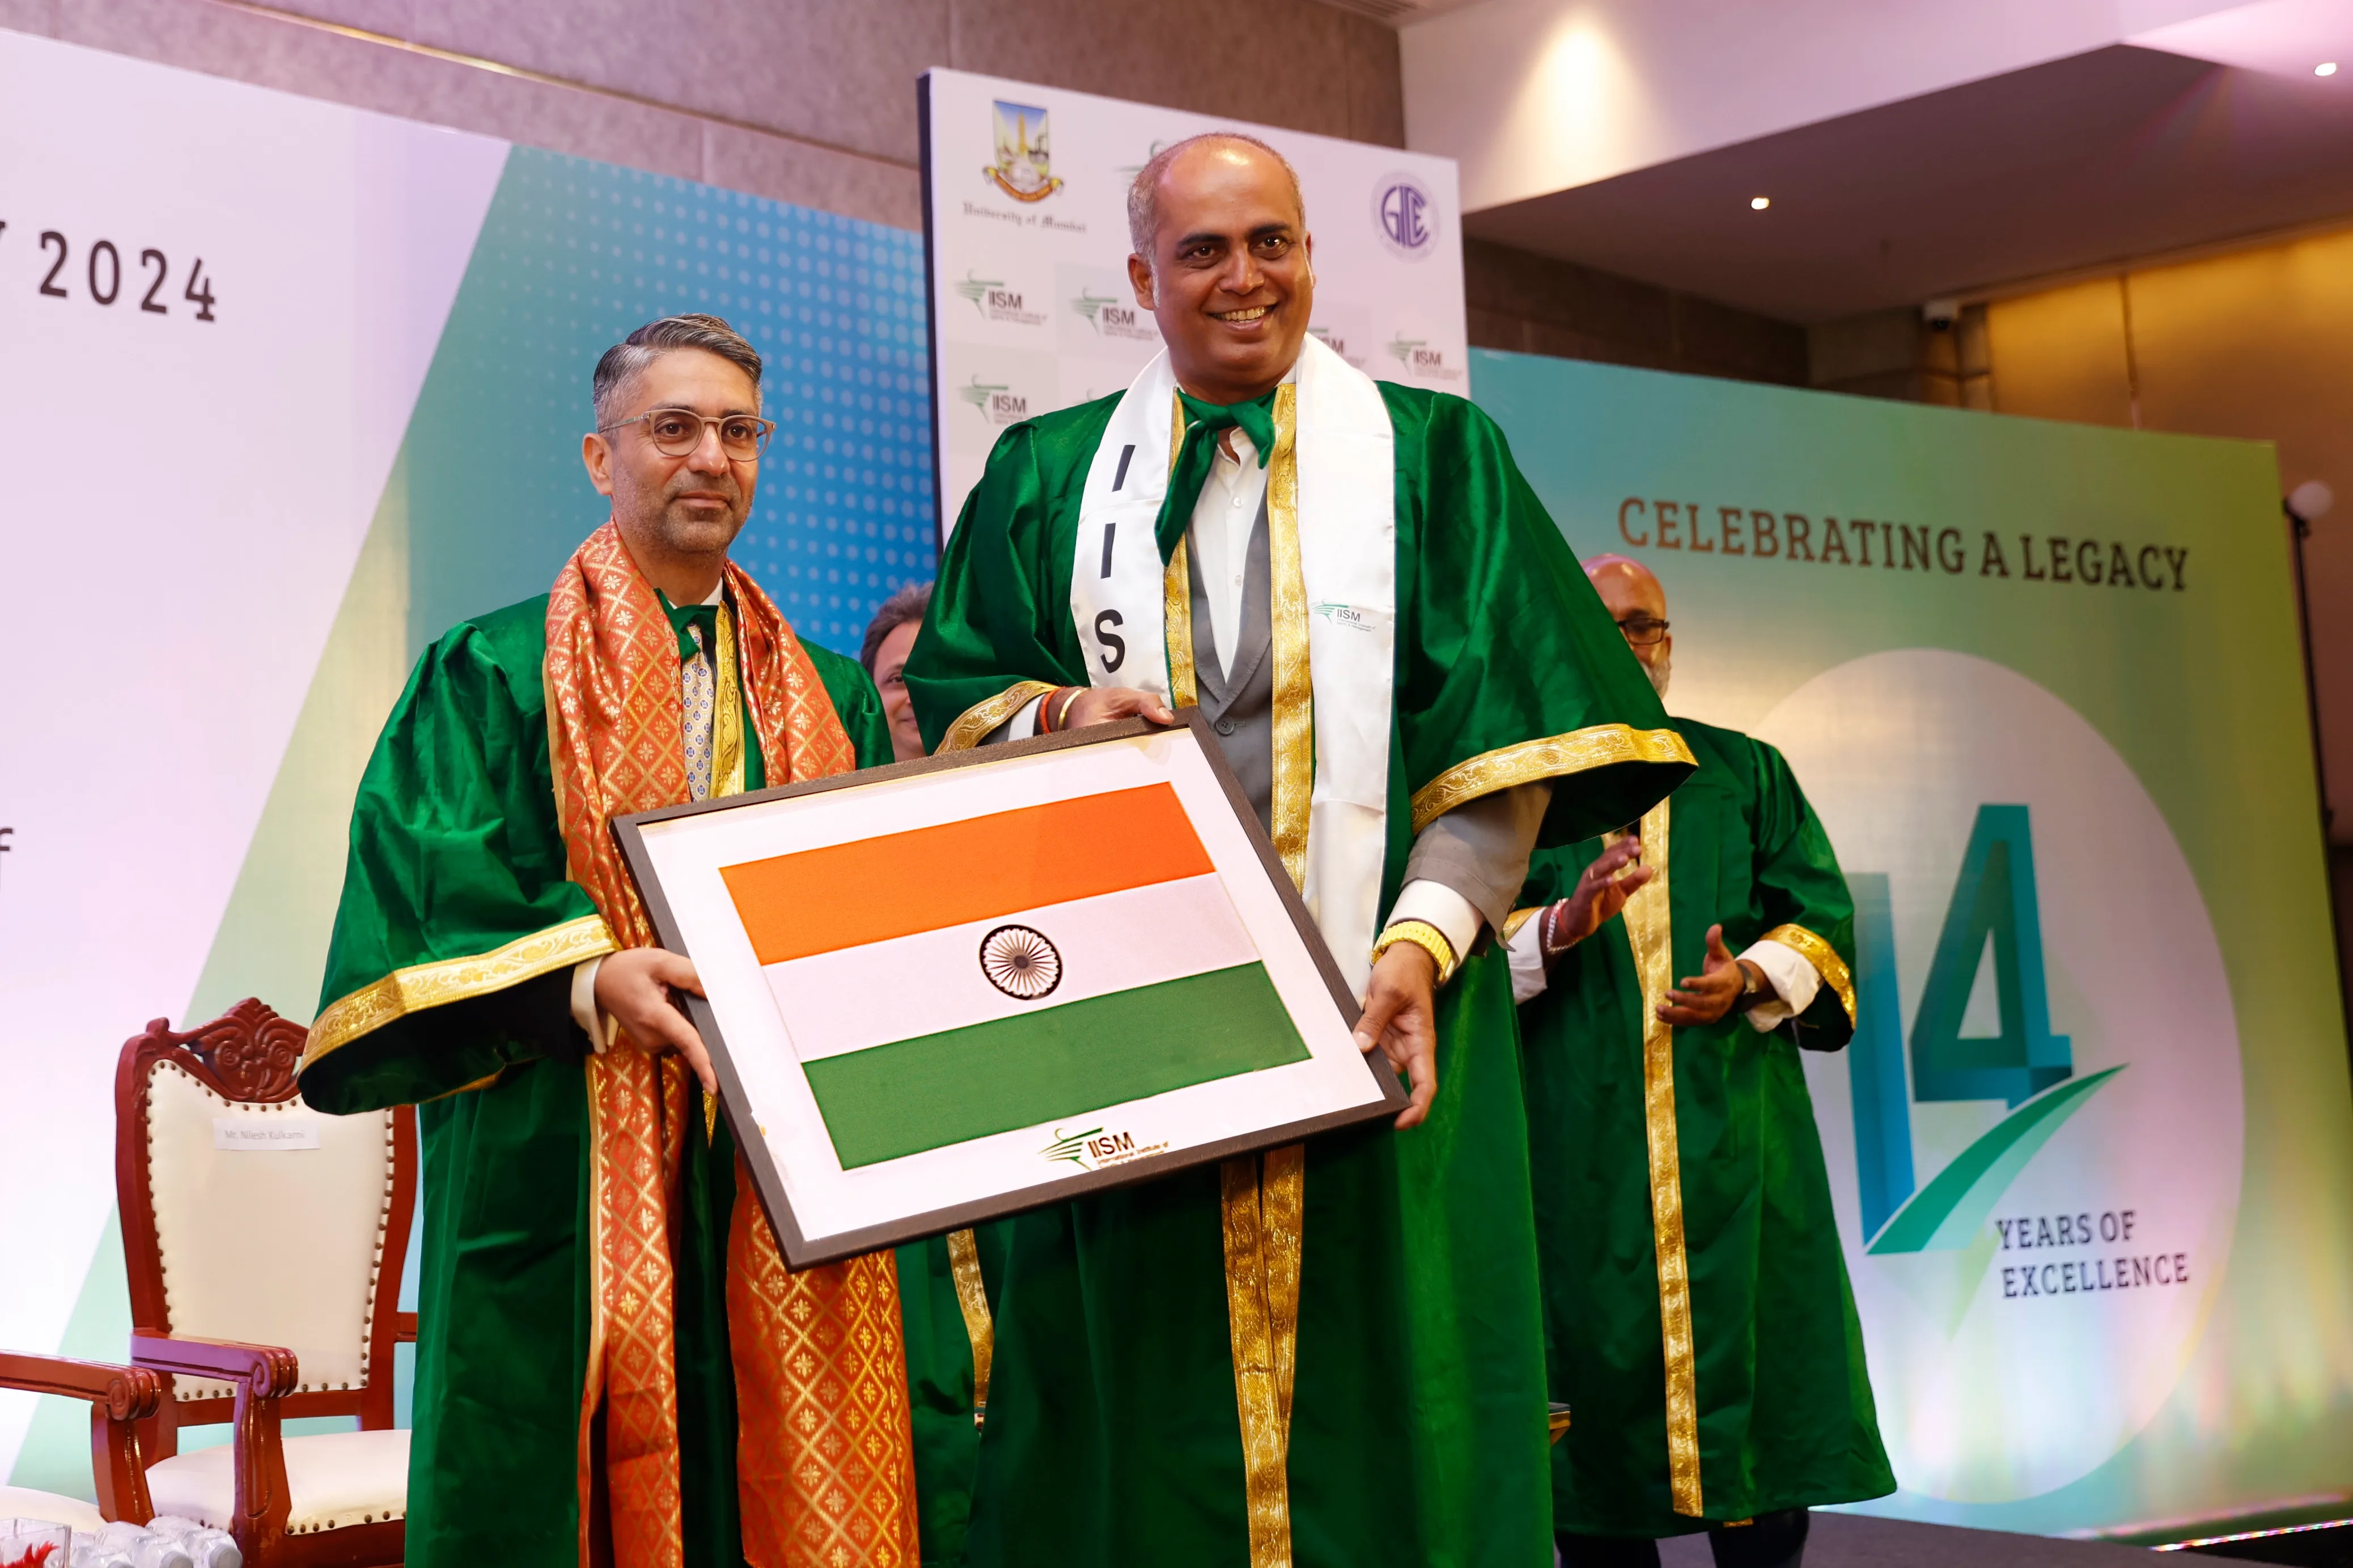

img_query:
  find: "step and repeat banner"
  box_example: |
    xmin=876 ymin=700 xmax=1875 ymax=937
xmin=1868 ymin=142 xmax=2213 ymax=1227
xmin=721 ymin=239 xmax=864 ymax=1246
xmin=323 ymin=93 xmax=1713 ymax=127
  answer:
xmin=0 ymin=26 xmax=934 ymax=1495
xmin=919 ymin=67 xmax=1466 ymax=534
xmin=1474 ymin=348 xmax=2353 ymax=1539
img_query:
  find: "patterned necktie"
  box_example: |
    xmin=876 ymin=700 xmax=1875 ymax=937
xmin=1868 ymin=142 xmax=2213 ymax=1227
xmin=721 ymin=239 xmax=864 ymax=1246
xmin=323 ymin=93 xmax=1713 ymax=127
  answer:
xmin=681 ymin=620 xmax=715 ymax=801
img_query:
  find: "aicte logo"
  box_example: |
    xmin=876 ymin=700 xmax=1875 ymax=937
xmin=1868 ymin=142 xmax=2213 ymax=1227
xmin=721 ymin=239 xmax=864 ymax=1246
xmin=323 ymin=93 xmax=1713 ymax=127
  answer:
xmin=1373 ymin=173 xmax=1438 ymax=258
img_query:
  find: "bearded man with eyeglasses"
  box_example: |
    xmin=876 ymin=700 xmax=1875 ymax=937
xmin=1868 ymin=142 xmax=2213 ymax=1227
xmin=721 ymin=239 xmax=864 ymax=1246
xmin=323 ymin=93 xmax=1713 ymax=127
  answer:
xmin=1503 ymin=554 xmax=1894 ymax=1568
xmin=296 ymin=315 xmax=918 ymax=1567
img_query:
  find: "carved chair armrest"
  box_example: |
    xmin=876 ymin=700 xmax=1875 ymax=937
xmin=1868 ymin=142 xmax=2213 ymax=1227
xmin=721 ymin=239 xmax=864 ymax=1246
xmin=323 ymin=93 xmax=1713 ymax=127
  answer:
xmin=395 ymin=1312 xmax=418 ymax=1345
xmin=129 ymin=1335 xmax=295 ymax=1559
xmin=0 ymin=1351 xmax=163 ymax=1524
xmin=128 ymin=1335 xmax=299 ymax=1394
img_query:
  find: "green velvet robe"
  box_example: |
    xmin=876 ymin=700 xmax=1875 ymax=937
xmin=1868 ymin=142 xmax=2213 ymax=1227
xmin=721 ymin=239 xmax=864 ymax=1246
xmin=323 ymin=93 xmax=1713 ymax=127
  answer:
xmin=1517 ymin=716 xmax=1895 ymax=1538
xmin=298 ymin=588 xmax=905 ymax=1568
xmin=903 ymin=383 xmax=1693 ymax=1567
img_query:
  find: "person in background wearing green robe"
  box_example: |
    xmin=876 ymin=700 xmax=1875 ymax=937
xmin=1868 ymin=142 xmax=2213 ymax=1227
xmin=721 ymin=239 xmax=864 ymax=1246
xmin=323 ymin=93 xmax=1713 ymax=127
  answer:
xmin=1505 ymin=555 xmax=1895 ymax=1568
xmin=295 ymin=315 xmax=902 ymax=1566
xmin=904 ymin=134 xmax=1693 ymax=1566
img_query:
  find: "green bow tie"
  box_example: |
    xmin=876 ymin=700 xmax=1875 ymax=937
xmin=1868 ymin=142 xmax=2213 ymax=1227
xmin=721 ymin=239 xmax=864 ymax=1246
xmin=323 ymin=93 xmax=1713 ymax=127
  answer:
xmin=1155 ymin=388 xmax=1279 ymax=563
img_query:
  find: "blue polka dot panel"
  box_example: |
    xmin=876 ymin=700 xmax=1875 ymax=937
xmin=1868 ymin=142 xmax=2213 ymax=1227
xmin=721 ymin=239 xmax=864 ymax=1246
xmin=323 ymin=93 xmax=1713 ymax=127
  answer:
xmin=400 ymin=146 xmax=936 ymax=662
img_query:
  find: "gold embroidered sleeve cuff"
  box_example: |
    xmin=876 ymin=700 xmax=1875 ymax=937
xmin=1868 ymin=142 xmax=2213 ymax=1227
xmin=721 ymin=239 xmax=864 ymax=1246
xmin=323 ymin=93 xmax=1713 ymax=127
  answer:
xmin=303 ymin=913 xmax=618 ymax=1070
xmin=1372 ymin=919 xmax=1460 ymax=987
xmin=1758 ymin=922 xmax=1858 ymax=1026
xmin=940 ymin=679 xmax=1059 ymax=754
xmin=1408 ymin=724 xmax=1698 ymax=834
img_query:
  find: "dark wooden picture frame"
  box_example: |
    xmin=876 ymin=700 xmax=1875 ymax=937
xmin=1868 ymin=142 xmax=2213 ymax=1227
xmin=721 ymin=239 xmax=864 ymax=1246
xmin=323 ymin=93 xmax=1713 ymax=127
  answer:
xmin=613 ymin=709 xmax=1406 ymax=1268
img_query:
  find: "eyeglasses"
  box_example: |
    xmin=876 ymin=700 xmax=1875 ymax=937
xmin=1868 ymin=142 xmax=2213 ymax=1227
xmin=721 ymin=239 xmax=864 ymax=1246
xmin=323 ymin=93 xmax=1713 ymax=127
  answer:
xmin=600 ymin=407 xmax=776 ymax=461
xmin=1616 ymin=615 xmax=1670 ymax=647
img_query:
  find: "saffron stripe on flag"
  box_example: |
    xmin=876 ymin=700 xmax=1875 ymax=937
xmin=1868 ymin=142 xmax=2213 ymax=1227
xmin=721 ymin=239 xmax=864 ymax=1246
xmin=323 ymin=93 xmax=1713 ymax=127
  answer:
xmin=803 ymin=963 xmax=1309 ymax=1168
xmin=721 ymin=783 xmax=1213 ymax=963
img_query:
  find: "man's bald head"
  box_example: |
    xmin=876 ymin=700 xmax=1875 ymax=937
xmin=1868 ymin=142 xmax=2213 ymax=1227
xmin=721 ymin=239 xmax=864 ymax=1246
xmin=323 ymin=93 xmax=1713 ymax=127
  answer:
xmin=1127 ymin=133 xmax=1305 ymax=260
xmin=1123 ymin=132 xmax=1316 ymax=405
xmin=1583 ymin=554 xmax=1672 ymax=694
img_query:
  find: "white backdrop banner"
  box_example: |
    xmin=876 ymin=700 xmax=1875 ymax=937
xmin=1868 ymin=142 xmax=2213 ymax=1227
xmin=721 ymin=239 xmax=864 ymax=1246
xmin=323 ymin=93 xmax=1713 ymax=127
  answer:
xmin=919 ymin=67 xmax=1466 ymax=536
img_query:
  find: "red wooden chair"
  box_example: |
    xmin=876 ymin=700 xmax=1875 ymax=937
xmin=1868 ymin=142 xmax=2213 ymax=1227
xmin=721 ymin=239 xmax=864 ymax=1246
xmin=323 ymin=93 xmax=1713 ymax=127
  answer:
xmin=116 ymin=1000 xmax=417 ymax=1567
xmin=0 ymin=1353 xmax=162 ymax=1530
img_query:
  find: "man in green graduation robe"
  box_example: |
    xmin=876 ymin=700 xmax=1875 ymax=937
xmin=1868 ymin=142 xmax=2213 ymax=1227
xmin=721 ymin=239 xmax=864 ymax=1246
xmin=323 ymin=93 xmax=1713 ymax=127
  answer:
xmin=295 ymin=315 xmax=923 ymax=1567
xmin=1506 ymin=556 xmax=1895 ymax=1567
xmin=904 ymin=134 xmax=1693 ymax=1566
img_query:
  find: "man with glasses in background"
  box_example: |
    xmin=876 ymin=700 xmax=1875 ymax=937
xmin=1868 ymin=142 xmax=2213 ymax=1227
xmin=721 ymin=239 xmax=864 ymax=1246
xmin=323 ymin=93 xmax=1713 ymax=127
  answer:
xmin=295 ymin=315 xmax=915 ymax=1567
xmin=1504 ymin=554 xmax=1895 ymax=1568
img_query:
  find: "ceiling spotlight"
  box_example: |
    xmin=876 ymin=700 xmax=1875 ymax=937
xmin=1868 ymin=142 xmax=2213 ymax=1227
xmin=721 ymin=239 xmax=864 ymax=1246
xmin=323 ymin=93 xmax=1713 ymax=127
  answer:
xmin=2320 ymin=61 xmax=2339 ymax=75
xmin=1750 ymin=196 xmax=1771 ymax=210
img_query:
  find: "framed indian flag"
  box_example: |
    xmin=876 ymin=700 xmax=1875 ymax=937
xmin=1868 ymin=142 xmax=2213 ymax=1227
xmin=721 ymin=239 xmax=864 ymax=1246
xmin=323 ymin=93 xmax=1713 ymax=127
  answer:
xmin=613 ymin=712 xmax=1405 ymax=1268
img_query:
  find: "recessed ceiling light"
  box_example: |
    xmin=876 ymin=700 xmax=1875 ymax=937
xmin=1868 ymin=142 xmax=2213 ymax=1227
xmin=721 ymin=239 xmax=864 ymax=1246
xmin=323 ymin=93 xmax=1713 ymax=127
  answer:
xmin=1750 ymin=196 xmax=1771 ymax=210
xmin=2320 ymin=61 xmax=2340 ymax=76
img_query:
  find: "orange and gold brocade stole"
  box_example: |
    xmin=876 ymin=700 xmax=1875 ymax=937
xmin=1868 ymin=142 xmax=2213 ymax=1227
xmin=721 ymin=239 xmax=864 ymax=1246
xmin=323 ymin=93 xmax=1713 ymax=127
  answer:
xmin=545 ymin=521 xmax=921 ymax=1568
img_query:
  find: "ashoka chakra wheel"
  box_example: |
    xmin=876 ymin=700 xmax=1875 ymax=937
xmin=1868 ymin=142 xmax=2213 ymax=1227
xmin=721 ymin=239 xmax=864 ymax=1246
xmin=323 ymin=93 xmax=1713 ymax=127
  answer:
xmin=978 ymin=924 xmax=1062 ymax=1000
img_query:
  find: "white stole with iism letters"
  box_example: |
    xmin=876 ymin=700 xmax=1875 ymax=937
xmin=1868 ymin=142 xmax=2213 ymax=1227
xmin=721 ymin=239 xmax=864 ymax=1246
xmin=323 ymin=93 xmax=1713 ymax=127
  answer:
xmin=1070 ymin=333 xmax=1396 ymax=998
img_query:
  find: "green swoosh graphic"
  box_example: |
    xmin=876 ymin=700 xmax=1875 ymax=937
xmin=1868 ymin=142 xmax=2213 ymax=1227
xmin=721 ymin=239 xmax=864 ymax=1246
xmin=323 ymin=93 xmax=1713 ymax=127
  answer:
xmin=1867 ymin=1065 xmax=2126 ymax=1255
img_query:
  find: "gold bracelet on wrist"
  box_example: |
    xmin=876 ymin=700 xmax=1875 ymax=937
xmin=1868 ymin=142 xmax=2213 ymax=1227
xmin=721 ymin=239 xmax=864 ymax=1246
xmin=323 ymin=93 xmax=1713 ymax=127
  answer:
xmin=1372 ymin=919 xmax=1459 ymax=987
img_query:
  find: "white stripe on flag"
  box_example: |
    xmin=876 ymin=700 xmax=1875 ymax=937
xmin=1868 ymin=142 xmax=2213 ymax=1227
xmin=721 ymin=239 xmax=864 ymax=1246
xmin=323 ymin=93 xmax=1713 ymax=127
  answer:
xmin=764 ymin=873 xmax=1264 ymax=1061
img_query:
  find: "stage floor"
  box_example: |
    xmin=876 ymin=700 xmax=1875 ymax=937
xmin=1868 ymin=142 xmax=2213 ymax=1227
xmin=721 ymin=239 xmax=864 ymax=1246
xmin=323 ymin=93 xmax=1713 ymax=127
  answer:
xmin=1648 ymin=1512 xmax=2158 ymax=1564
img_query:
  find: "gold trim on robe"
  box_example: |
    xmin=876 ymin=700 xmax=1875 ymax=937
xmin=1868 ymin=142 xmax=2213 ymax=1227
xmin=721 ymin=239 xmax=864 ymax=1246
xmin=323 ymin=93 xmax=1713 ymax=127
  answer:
xmin=1758 ymin=923 xmax=1858 ymax=1027
xmin=1222 ymin=1142 xmax=1305 ymax=1568
xmin=1614 ymin=800 xmax=1704 ymax=1516
xmin=1409 ymin=724 xmax=1696 ymax=834
xmin=939 ymin=680 xmax=1059 ymax=754
xmin=302 ymin=914 xmax=618 ymax=1068
xmin=946 ymin=1227 xmax=994 ymax=1430
xmin=1264 ymin=383 xmax=1312 ymax=892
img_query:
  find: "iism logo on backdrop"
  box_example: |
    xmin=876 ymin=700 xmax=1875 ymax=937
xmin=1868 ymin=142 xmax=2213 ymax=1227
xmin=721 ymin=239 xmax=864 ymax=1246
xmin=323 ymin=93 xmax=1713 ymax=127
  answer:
xmin=1758 ymin=649 xmax=2242 ymax=1504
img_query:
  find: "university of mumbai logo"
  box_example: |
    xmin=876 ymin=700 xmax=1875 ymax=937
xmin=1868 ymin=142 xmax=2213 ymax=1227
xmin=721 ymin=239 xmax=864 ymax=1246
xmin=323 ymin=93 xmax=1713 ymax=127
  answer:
xmin=985 ymin=100 xmax=1062 ymax=202
xmin=1373 ymin=172 xmax=1438 ymax=258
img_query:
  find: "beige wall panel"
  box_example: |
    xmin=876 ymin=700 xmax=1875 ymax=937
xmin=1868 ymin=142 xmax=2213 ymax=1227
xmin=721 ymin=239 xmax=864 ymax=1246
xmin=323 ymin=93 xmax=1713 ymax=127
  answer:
xmin=1986 ymin=278 xmax=2136 ymax=428
xmin=946 ymin=0 xmax=1370 ymax=145
xmin=46 ymin=0 xmax=706 ymax=181
xmin=2126 ymin=231 xmax=2353 ymax=485
xmin=2126 ymin=230 xmax=2353 ymax=836
xmin=700 ymin=122 xmax=922 ymax=232
xmin=408 ymin=0 xmax=946 ymax=167
xmin=243 ymin=0 xmax=414 ymax=41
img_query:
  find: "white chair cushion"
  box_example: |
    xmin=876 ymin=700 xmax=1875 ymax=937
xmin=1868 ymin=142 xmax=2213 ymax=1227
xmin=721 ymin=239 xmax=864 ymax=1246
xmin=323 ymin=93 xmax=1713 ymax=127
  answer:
xmin=0 ymin=1485 xmax=105 ymax=1531
xmin=145 ymin=1063 xmax=395 ymax=1400
xmin=147 ymin=1429 xmax=408 ymax=1535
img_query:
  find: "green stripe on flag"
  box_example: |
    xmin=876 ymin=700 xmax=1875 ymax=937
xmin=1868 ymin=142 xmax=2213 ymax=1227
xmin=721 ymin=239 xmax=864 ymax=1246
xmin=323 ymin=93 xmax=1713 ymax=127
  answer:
xmin=803 ymin=963 xmax=1312 ymax=1168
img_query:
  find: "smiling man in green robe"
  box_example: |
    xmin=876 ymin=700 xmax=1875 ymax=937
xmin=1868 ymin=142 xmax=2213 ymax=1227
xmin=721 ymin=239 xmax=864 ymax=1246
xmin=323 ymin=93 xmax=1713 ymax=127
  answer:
xmin=1506 ymin=555 xmax=1894 ymax=1568
xmin=294 ymin=314 xmax=925 ymax=1567
xmin=904 ymin=134 xmax=1693 ymax=1566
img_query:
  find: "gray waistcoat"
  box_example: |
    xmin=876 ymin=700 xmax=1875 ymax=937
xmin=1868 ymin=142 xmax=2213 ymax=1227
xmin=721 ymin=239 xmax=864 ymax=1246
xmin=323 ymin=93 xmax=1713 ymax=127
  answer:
xmin=1187 ymin=493 xmax=1275 ymax=835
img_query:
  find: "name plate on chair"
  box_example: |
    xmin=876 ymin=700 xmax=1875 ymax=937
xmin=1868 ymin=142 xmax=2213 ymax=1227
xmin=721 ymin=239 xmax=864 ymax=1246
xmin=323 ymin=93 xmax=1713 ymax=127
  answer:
xmin=213 ymin=1116 xmax=320 ymax=1151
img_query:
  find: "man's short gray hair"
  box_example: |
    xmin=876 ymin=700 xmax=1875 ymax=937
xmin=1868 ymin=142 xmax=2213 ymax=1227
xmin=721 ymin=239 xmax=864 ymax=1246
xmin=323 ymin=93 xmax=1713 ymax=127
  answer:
xmin=592 ymin=313 xmax=762 ymax=427
xmin=1126 ymin=132 xmax=1306 ymax=261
